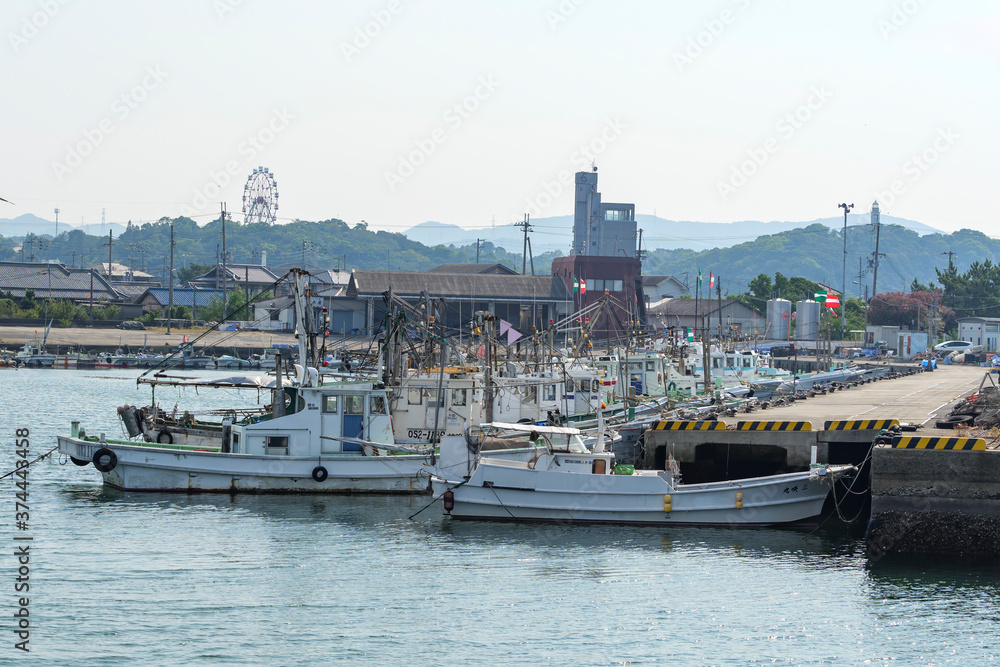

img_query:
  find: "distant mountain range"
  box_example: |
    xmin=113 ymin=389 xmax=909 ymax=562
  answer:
xmin=404 ymin=213 xmax=942 ymax=254
xmin=0 ymin=213 xmax=127 ymax=239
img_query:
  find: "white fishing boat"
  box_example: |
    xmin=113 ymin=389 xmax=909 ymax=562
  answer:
xmin=57 ymin=270 xmax=441 ymax=494
xmin=57 ymin=376 xmax=441 ymax=493
xmin=13 ymin=339 xmax=56 ymax=367
xmin=432 ymin=422 xmax=854 ymax=526
xmin=213 ymin=354 xmax=250 ymax=369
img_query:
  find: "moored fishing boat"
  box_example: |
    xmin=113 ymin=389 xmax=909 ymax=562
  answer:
xmin=432 ymin=422 xmax=854 ymax=526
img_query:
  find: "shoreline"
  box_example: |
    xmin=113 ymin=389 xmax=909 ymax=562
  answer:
xmin=0 ymin=324 xmax=300 ymax=351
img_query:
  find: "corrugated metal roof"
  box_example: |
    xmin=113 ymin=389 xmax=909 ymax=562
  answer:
xmin=190 ymin=264 xmax=281 ymax=286
xmin=0 ymin=262 xmax=120 ymax=300
xmin=647 ymin=298 xmax=759 ymax=317
xmin=428 ymin=263 xmax=517 ymax=275
xmin=136 ymin=288 xmax=224 ymax=308
xmin=642 ymin=275 xmax=681 ymax=286
xmin=349 ymin=271 xmax=571 ymax=300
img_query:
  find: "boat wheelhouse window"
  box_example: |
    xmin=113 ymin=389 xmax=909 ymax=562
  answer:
xmin=525 ymin=385 xmax=537 ymax=403
xmin=543 ymin=384 xmax=556 ymax=402
xmin=630 ymin=362 xmax=641 ymax=371
xmin=551 ymin=434 xmax=588 ymax=454
xmin=565 ymin=378 xmax=576 ymax=393
xmin=646 ymin=361 xmax=655 ymax=371
xmin=265 ymin=435 xmax=289 ymax=455
xmin=369 ymin=396 xmax=387 ymax=415
xmin=407 ymin=388 xmax=422 ymax=405
xmin=578 ymin=379 xmax=590 ymax=392
xmin=451 ymin=388 xmax=467 ymax=406
xmin=322 ymin=395 xmax=338 ymax=413
xmin=344 ymin=395 xmax=364 ymax=415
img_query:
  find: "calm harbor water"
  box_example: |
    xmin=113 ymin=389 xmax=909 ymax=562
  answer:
xmin=2 ymin=368 xmax=999 ymax=665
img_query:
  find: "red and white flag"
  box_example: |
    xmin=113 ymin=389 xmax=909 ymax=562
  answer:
xmin=825 ymin=294 xmax=840 ymax=308
xmin=709 ymin=272 xmax=715 ymax=290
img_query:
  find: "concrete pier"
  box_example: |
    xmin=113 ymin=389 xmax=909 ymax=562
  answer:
xmin=642 ymin=365 xmax=1000 ymax=555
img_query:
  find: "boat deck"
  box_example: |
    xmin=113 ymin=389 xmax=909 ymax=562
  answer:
xmin=719 ymin=364 xmax=990 ymax=431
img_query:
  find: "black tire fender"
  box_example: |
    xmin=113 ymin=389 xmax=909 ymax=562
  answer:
xmin=312 ymin=466 xmax=328 ymax=483
xmin=92 ymin=447 xmax=118 ymax=473
xmin=156 ymin=430 xmax=173 ymax=444
xmin=70 ymin=456 xmax=91 ymax=467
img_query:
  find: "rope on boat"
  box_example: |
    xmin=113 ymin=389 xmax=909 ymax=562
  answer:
xmin=809 ymin=433 xmax=880 ymax=532
xmin=0 ymin=446 xmax=58 ymax=481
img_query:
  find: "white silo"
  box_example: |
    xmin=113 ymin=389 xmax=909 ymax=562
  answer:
xmin=796 ymin=299 xmax=820 ymax=341
xmin=765 ymin=298 xmax=792 ymax=340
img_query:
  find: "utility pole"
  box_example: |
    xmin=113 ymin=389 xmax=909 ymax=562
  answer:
xmin=54 ymin=208 xmax=59 ymax=237
xmin=838 ymin=202 xmax=853 ymax=341
xmin=167 ymin=223 xmax=175 ymax=334
xmin=104 ymin=231 xmax=113 ymax=280
xmin=517 ymin=214 xmax=532 ymax=275
xmin=931 ymin=287 xmax=938 ymax=347
xmin=871 ymin=200 xmax=882 ymax=305
xmin=717 ymin=276 xmax=723 ymax=341
xmin=941 ymin=250 xmax=957 ymax=272
xmin=221 ymin=203 xmax=228 ymax=319
xmin=70 ymin=249 xmax=76 ymax=268
xmin=476 ymin=238 xmax=484 ymax=264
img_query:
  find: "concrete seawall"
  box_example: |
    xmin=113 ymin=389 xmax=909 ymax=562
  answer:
xmin=867 ymin=447 xmax=1000 ymax=560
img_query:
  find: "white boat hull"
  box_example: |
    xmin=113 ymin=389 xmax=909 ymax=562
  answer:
xmin=59 ymin=436 xmax=433 ymax=494
xmin=434 ymin=463 xmax=845 ymax=526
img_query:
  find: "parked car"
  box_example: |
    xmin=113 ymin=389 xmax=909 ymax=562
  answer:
xmin=934 ymin=340 xmax=973 ymax=353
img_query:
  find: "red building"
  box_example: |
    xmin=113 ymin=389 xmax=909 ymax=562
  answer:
xmin=551 ymin=255 xmax=644 ymax=339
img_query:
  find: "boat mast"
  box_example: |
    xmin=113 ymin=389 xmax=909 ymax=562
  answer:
xmin=290 ymin=269 xmax=314 ymax=386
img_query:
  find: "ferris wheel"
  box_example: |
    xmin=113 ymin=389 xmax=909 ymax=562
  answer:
xmin=242 ymin=166 xmax=279 ymax=224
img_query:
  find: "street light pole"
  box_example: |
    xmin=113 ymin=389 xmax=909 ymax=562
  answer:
xmin=838 ymin=202 xmax=853 ymax=341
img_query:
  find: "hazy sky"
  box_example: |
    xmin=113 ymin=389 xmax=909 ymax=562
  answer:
xmin=4 ymin=1 xmax=997 ymax=244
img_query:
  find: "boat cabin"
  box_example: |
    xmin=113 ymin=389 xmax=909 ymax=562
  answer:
xmin=234 ymin=381 xmax=395 ymax=457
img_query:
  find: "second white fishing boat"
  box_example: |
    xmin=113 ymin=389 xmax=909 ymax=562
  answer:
xmin=432 ymin=423 xmax=854 ymax=526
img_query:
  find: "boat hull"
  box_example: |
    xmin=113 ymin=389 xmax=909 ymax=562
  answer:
xmin=434 ymin=465 xmax=842 ymax=526
xmin=59 ymin=436 xmax=433 ymax=494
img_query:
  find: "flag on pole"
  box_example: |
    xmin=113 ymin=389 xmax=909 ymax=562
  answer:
xmin=697 ymin=269 xmax=702 ymax=288
xmin=825 ymin=294 xmax=840 ymax=308
xmin=709 ymin=271 xmax=715 ymax=290
xmin=578 ymin=278 xmax=586 ymax=294
xmin=814 ymin=291 xmax=827 ymax=303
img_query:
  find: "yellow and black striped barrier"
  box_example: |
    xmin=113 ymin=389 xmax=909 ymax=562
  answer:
xmin=891 ymin=436 xmax=986 ymax=451
xmin=824 ymin=419 xmax=899 ymax=431
xmin=650 ymin=420 xmax=726 ymax=431
xmin=736 ymin=421 xmax=812 ymax=432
